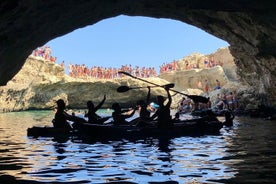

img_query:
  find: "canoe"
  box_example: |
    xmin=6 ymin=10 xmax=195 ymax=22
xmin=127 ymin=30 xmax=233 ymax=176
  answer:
xmin=79 ymin=120 xmax=223 ymax=139
xmin=27 ymin=116 xmax=223 ymax=139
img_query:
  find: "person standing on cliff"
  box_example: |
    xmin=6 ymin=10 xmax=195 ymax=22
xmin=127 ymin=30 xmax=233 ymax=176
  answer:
xmin=61 ymin=61 xmax=65 ymax=69
xmin=214 ymin=79 xmax=221 ymax=90
xmin=204 ymin=79 xmax=209 ymax=94
xmin=203 ymin=57 xmax=209 ymax=68
xmin=197 ymin=80 xmax=202 ymax=90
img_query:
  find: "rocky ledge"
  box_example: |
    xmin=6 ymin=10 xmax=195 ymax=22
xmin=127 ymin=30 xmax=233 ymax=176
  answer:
xmin=1 ymin=47 xmax=272 ymax=115
xmin=0 ymin=56 xmax=171 ymax=112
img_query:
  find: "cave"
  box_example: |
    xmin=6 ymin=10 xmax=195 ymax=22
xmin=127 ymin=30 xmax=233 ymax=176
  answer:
xmin=0 ymin=1 xmax=275 ymax=106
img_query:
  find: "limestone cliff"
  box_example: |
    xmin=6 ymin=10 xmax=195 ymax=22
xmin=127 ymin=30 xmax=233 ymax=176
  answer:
xmin=0 ymin=56 xmax=172 ymax=112
xmin=160 ymin=47 xmax=256 ymax=110
xmin=1 ymin=47 xmax=258 ymax=112
xmin=160 ymin=47 xmax=238 ymax=90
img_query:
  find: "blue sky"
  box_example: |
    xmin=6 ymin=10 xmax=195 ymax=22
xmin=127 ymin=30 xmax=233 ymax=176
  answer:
xmin=46 ymin=15 xmax=229 ymax=72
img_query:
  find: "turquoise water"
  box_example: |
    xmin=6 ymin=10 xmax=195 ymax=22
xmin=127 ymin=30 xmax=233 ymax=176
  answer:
xmin=0 ymin=110 xmax=275 ymax=183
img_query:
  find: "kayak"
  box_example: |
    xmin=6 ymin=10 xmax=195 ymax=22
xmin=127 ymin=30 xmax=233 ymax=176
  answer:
xmin=78 ymin=120 xmax=223 ymax=139
xmin=27 ymin=116 xmax=223 ymax=139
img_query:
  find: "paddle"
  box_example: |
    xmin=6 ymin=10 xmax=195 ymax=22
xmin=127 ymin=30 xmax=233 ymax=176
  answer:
xmin=118 ymin=71 xmax=210 ymax=104
xmin=117 ymin=83 xmax=175 ymax=93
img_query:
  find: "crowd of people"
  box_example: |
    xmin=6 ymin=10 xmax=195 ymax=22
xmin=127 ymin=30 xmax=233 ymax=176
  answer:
xmin=31 ymin=46 xmax=225 ymax=80
xmin=68 ymin=64 xmax=157 ymax=79
xmin=203 ymin=56 xmax=223 ymax=68
xmin=176 ymin=90 xmax=238 ymax=115
xmin=31 ymin=46 xmax=159 ymax=79
xmin=159 ymin=60 xmax=178 ymax=74
xmin=213 ymin=91 xmax=238 ymax=111
xmin=159 ymin=56 xmax=223 ymax=74
xmin=32 ymin=46 xmax=57 ymax=63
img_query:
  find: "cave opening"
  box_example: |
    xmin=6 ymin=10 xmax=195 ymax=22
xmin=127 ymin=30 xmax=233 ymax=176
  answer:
xmin=42 ymin=15 xmax=229 ymax=75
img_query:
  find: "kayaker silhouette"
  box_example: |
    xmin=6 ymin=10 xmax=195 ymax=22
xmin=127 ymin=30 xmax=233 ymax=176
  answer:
xmin=85 ymin=95 xmax=110 ymax=124
xmin=150 ymin=86 xmax=172 ymax=127
xmin=111 ymin=102 xmax=136 ymax=125
xmin=53 ymin=99 xmax=86 ymax=129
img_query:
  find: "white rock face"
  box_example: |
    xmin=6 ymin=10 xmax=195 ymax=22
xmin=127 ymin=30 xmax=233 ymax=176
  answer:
xmin=0 ymin=57 xmax=172 ymax=111
xmin=0 ymin=48 xmax=260 ymax=112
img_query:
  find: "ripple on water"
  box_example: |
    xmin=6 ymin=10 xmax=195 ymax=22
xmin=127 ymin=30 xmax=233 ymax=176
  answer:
xmin=0 ymin=111 xmax=276 ymax=183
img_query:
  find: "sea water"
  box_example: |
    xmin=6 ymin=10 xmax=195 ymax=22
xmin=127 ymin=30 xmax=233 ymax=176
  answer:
xmin=0 ymin=110 xmax=275 ymax=183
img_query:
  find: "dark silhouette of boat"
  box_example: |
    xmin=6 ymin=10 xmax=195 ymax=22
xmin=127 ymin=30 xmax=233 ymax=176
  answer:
xmin=27 ymin=115 xmax=223 ymax=140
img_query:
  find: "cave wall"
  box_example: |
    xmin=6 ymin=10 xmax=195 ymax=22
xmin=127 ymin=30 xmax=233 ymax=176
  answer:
xmin=0 ymin=0 xmax=275 ymax=105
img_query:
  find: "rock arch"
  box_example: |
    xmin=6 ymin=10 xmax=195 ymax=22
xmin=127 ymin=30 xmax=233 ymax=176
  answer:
xmin=0 ymin=1 xmax=275 ymax=105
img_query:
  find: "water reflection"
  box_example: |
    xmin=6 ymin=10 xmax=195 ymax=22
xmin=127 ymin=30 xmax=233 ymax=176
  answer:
xmin=0 ymin=111 xmax=275 ymax=183
xmin=218 ymin=117 xmax=276 ymax=183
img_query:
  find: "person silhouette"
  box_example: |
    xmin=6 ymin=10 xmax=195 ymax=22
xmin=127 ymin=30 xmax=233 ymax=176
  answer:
xmin=132 ymin=86 xmax=152 ymax=126
xmin=223 ymin=110 xmax=235 ymax=127
xmin=111 ymin=102 xmax=136 ymax=126
xmin=151 ymin=86 xmax=172 ymax=127
xmin=85 ymin=95 xmax=110 ymax=124
xmin=53 ymin=99 xmax=86 ymax=130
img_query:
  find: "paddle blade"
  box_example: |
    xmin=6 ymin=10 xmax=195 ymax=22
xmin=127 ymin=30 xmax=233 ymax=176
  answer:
xmin=118 ymin=71 xmax=133 ymax=77
xmin=117 ymin=86 xmax=130 ymax=93
xmin=164 ymin=83 xmax=175 ymax=89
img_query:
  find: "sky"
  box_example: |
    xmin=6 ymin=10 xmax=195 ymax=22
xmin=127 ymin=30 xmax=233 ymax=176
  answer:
xmin=46 ymin=15 xmax=229 ymax=73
